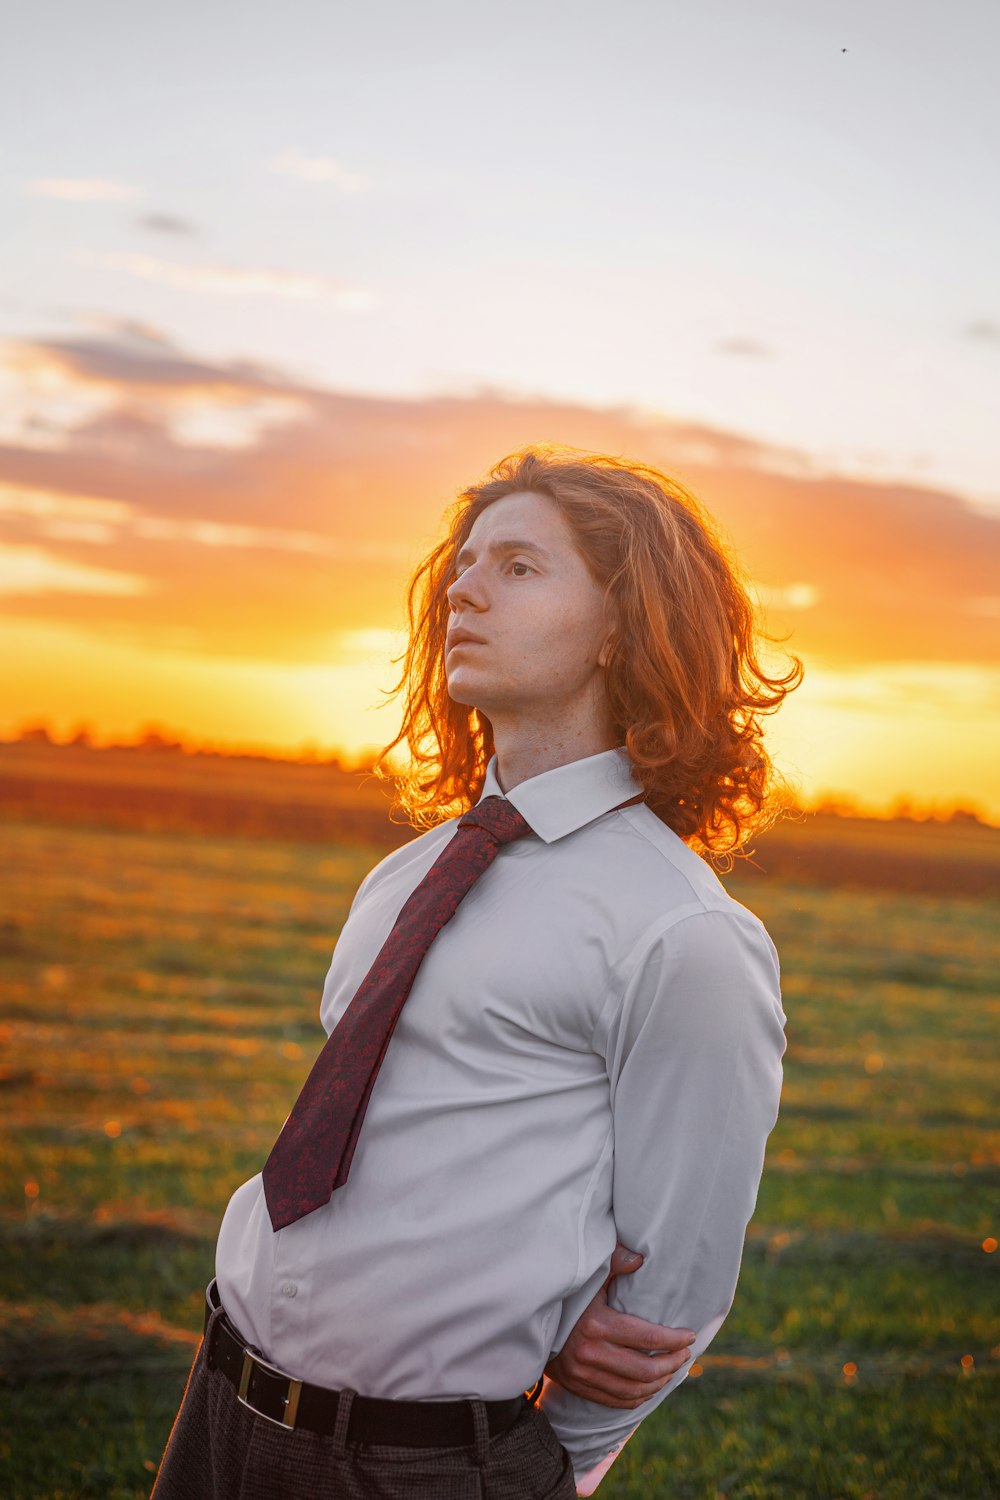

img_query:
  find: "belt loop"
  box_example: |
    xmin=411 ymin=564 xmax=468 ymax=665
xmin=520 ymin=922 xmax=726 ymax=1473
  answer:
xmin=203 ymin=1280 xmax=225 ymax=1370
xmin=470 ymin=1398 xmax=491 ymax=1474
xmin=330 ymin=1387 xmax=355 ymax=1459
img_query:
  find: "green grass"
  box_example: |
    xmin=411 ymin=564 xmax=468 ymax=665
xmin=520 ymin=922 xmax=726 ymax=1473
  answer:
xmin=1 ymin=817 xmax=998 ymax=1500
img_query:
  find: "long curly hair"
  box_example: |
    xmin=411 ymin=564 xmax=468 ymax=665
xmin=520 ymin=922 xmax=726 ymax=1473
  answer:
xmin=376 ymin=444 xmax=802 ymax=859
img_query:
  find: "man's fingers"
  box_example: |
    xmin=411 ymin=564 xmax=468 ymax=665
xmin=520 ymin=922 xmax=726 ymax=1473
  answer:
xmin=600 ymin=1247 xmax=638 ymax=1293
xmin=569 ymin=1343 xmax=692 ymax=1383
xmin=609 ymin=1243 xmax=643 ymax=1277
xmin=565 ymin=1373 xmax=675 ymax=1409
xmin=611 ymin=1348 xmax=692 ymax=1382
xmin=583 ymin=1306 xmax=696 ymax=1352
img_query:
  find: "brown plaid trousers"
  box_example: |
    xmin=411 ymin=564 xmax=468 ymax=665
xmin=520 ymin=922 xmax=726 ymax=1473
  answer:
xmin=152 ymin=1300 xmax=578 ymax=1499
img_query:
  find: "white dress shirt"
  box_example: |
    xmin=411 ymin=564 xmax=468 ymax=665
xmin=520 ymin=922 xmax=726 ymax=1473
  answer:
xmin=215 ymin=747 xmax=787 ymax=1487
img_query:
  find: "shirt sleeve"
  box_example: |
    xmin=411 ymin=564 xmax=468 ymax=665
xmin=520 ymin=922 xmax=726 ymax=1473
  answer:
xmin=539 ymin=904 xmax=787 ymax=1489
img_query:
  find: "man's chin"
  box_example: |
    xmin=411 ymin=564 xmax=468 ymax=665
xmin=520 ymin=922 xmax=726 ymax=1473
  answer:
xmin=445 ymin=683 xmax=500 ymax=727
xmin=444 ymin=671 xmax=483 ymax=708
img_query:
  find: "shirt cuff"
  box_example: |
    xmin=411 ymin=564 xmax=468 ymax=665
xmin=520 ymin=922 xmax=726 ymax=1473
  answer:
xmin=539 ymin=1376 xmax=646 ymax=1491
xmin=573 ymin=1439 xmax=630 ymax=1494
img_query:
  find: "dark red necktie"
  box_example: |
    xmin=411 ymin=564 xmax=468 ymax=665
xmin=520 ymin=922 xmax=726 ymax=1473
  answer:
xmin=262 ymin=795 xmax=534 ymax=1231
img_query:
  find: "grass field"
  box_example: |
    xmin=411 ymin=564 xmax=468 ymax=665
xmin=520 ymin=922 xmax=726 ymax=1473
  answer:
xmin=1 ymin=755 xmax=998 ymax=1498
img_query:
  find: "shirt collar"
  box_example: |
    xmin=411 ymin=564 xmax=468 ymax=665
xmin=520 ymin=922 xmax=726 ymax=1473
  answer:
xmin=477 ymin=747 xmax=643 ymax=845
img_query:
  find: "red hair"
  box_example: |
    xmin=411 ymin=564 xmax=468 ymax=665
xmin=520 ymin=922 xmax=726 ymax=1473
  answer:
xmin=377 ymin=445 xmax=802 ymax=859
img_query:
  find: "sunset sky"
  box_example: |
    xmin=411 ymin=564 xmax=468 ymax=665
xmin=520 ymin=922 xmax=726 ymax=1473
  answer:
xmin=2 ymin=1 xmax=998 ymax=819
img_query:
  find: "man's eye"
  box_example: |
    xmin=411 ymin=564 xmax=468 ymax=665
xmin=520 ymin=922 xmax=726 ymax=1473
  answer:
xmin=510 ymin=562 xmax=531 ymax=577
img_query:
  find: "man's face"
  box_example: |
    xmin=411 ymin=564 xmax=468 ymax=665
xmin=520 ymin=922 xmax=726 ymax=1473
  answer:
xmin=444 ymin=491 xmax=612 ymax=727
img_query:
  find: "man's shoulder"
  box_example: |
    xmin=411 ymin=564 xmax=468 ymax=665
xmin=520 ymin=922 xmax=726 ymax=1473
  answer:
xmin=604 ymin=803 xmax=729 ymax=906
xmin=597 ymin=803 xmax=775 ymax=952
xmin=351 ymin=817 xmax=458 ymax=905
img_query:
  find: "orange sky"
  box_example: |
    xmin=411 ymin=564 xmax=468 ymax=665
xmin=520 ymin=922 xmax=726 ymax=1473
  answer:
xmin=3 ymin=7 xmax=999 ymax=821
xmin=1 ymin=326 xmax=998 ymax=821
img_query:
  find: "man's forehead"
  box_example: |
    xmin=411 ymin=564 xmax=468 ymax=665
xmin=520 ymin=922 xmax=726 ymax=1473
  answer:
xmin=458 ymin=491 xmax=563 ymax=555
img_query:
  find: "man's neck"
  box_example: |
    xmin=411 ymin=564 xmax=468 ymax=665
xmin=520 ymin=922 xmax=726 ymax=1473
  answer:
xmin=491 ymin=718 xmax=618 ymax=793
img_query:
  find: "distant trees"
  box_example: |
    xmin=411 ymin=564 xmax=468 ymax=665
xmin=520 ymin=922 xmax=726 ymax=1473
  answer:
xmin=1 ymin=724 xmax=987 ymax=825
xmin=16 ymin=723 xmax=53 ymax=744
xmin=136 ymin=726 xmax=184 ymax=752
xmin=5 ymin=719 xmax=367 ymax=770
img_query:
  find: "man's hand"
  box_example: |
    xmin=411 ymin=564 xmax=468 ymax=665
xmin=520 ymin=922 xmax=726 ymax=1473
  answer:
xmin=544 ymin=1243 xmax=696 ymax=1409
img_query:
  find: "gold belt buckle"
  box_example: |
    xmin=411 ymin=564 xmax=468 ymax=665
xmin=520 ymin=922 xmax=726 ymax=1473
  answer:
xmin=236 ymin=1348 xmax=303 ymax=1430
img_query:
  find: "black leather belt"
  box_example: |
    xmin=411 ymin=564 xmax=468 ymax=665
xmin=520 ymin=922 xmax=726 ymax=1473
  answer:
xmin=204 ymin=1282 xmax=543 ymax=1446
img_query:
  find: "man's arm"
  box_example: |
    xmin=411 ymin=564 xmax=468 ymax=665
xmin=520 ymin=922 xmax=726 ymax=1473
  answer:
xmin=539 ymin=906 xmax=787 ymax=1490
xmin=545 ymin=1242 xmax=696 ymax=1405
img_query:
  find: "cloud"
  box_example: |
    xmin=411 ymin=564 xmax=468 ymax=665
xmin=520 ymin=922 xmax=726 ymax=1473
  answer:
xmin=963 ymin=319 xmax=1000 ymax=344
xmin=136 ymin=212 xmax=198 ymax=237
xmin=268 ymin=151 xmax=368 ymax=192
xmin=0 ymin=327 xmax=996 ymax=670
xmin=28 ymin=178 xmax=140 ymax=202
xmin=70 ymin=314 xmax=173 ymax=343
xmin=0 ymin=332 xmax=310 ymax=455
xmin=0 ymin=542 xmax=147 ymax=598
xmin=714 ymin=337 xmax=773 ymax=358
xmin=758 ymin=582 xmax=819 ymax=611
xmin=82 ymin=251 xmax=374 ymax=307
xmin=126 ymin=515 xmax=406 ymax=559
xmin=6 ymin=324 xmax=295 ymax=395
xmin=0 ymin=482 xmax=411 ymax=563
xmin=0 ymin=484 xmax=129 ymax=524
xmin=5 ymin=323 xmax=302 ymax=402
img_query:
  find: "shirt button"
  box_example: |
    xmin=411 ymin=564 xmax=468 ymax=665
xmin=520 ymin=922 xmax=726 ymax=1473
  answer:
xmin=281 ymin=1282 xmax=298 ymax=1298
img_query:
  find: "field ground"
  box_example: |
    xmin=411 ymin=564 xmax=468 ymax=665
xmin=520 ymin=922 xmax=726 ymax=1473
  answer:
xmin=3 ymin=738 xmax=1000 ymax=895
xmin=1 ymin=751 xmax=998 ymax=1498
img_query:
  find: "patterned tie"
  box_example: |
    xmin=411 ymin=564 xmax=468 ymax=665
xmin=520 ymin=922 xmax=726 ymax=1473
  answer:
xmin=262 ymin=795 xmax=534 ymax=1231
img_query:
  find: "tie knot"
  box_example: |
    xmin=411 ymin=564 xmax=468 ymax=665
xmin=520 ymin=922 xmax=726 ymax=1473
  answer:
xmin=459 ymin=795 xmax=533 ymax=846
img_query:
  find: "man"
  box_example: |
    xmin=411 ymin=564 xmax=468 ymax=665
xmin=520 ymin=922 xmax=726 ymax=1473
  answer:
xmin=154 ymin=446 xmax=798 ymax=1497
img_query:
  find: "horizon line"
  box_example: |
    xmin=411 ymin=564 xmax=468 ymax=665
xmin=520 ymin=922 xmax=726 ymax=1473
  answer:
xmin=4 ymin=721 xmax=996 ymax=831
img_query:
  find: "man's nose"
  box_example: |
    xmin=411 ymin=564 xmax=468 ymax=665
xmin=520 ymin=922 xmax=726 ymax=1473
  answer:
xmin=447 ymin=565 xmax=485 ymax=612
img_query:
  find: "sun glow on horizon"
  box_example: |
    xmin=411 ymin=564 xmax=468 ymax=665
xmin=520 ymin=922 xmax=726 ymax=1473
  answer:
xmin=3 ymin=616 xmax=997 ymax=825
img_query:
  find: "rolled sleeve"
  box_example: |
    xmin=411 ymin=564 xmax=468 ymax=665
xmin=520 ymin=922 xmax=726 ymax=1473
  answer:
xmin=541 ymin=905 xmax=787 ymax=1486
